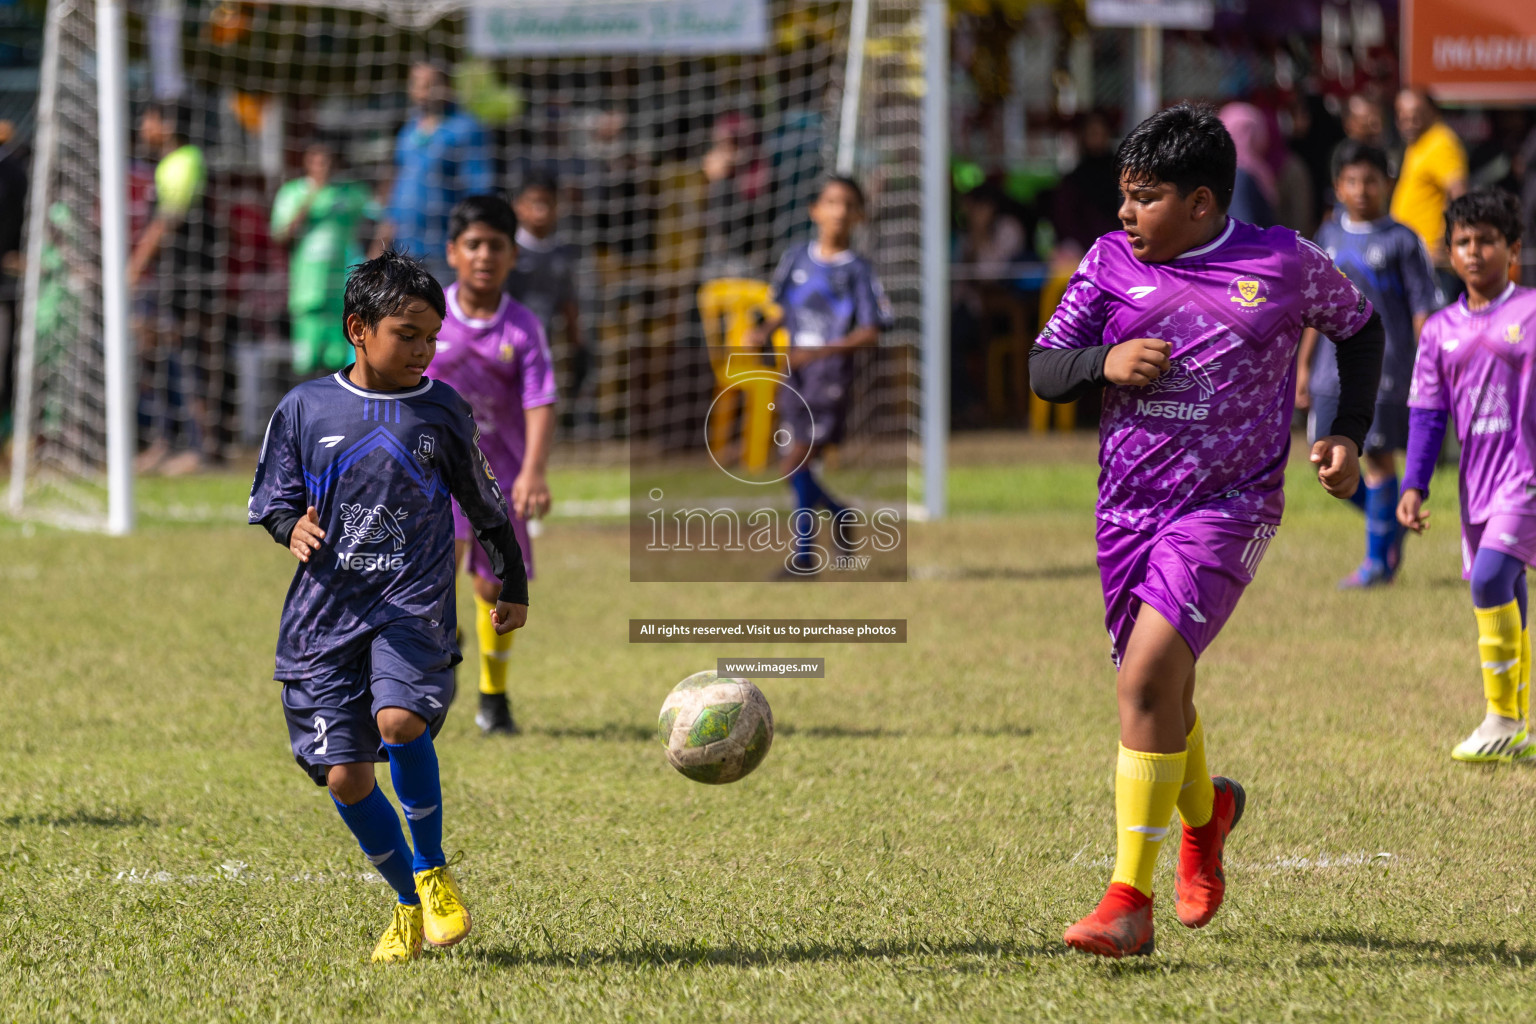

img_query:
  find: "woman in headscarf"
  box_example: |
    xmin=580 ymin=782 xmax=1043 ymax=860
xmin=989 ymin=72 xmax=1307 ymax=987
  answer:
xmin=1220 ymin=102 xmax=1278 ymax=227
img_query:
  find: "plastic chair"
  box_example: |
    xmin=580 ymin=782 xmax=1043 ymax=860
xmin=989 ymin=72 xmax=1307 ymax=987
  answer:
xmin=697 ymin=278 xmax=786 ymax=472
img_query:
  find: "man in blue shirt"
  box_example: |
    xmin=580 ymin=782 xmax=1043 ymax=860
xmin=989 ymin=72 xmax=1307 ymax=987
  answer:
xmin=1298 ymin=141 xmax=1439 ymax=587
xmin=382 ymin=63 xmax=493 ymax=285
xmin=249 ymin=249 xmax=528 ymax=961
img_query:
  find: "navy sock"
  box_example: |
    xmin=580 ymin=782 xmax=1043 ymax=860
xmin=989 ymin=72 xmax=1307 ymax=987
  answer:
xmin=385 ymin=732 xmax=445 ymax=873
xmin=1347 ymin=485 xmax=1369 ymax=512
xmin=1518 ymin=571 xmax=1529 ymax=627
xmin=333 ymin=786 xmax=419 ymax=905
xmin=1364 ymin=477 xmax=1400 ymax=573
xmin=790 ymin=467 xmax=847 ymax=515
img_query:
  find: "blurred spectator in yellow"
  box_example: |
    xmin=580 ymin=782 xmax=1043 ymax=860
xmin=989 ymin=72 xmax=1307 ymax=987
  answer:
xmin=1391 ymin=88 xmax=1467 ymax=261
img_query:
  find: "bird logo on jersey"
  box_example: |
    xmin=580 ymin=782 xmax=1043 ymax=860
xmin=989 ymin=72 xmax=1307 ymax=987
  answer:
xmin=1145 ymin=357 xmax=1220 ymax=401
xmin=1228 ymin=277 xmax=1269 ymax=310
xmin=340 ymin=503 xmax=411 ymax=550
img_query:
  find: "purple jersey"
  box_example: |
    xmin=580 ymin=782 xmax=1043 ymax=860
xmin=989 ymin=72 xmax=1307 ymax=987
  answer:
xmin=1408 ymin=283 xmax=1536 ymax=525
xmin=430 ymin=285 xmax=558 ymax=480
xmin=1038 ymin=219 xmax=1373 ymax=531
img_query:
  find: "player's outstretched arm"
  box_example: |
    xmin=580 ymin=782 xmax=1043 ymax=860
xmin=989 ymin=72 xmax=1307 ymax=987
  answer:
xmin=511 ymin=405 xmax=554 ymax=520
xmin=1398 ymin=406 xmax=1449 ymax=532
xmin=1398 ymin=488 xmax=1430 ymax=533
xmin=1318 ymin=309 xmax=1385 ymax=500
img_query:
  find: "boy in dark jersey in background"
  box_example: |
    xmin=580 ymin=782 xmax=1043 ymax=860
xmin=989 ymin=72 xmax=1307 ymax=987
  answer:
xmin=748 ymin=175 xmax=893 ymax=577
xmin=1030 ymin=105 xmax=1384 ymax=958
xmin=505 ymin=172 xmax=586 ymax=420
xmin=1297 ymin=142 xmax=1439 ymax=587
xmin=249 ymin=250 xmax=529 ymax=962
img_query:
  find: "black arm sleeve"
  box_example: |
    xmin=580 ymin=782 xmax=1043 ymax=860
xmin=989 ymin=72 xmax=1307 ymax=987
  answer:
xmin=1328 ymin=310 xmax=1385 ymax=456
xmin=1028 ymin=343 xmax=1110 ymax=403
xmin=474 ymin=520 xmax=531 ymax=607
xmin=260 ymin=511 xmax=301 ymax=549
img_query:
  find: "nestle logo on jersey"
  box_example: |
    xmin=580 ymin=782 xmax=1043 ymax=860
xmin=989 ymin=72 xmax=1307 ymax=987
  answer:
xmin=335 ymin=551 xmax=406 ymax=572
xmin=1135 ymin=399 xmax=1209 ymax=420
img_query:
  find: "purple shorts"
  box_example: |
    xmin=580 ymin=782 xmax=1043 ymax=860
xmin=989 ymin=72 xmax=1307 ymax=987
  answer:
xmin=453 ymin=500 xmax=535 ymax=583
xmin=1097 ymin=514 xmax=1278 ymax=666
xmin=1461 ymin=514 xmax=1536 ymax=580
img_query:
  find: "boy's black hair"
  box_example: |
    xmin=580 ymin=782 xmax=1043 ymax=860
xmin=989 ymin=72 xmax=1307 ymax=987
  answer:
xmin=1115 ymin=103 xmax=1236 ymax=211
xmin=448 ymin=193 xmax=518 ymax=243
xmin=818 ymin=174 xmax=866 ymax=211
xmin=515 ymin=169 xmax=559 ymax=198
xmin=1332 ymin=140 xmax=1390 ymax=179
xmin=344 ymin=248 xmax=447 ymax=338
xmin=1445 ymin=188 xmax=1524 ymax=246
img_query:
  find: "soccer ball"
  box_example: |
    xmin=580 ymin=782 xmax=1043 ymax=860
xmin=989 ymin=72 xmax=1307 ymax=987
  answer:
xmin=657 ymin=671 xmax=774 ymax=784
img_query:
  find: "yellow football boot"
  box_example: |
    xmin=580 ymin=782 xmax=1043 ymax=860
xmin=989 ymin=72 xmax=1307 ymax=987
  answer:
xmin=415 ymin=866 xmax=472 ymax=948
xmin=371 ymin=901 xmax=424 ymax=963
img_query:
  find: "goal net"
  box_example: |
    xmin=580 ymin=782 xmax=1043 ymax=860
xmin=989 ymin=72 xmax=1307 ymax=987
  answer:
xmin=9 ymin=0 xmax=929 ymax=530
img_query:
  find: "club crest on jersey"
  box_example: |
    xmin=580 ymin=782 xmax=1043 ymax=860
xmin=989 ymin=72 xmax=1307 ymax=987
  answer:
xmin=415 ymin=433 xmax=436 ymax=468
xmin=1228 ymin=277 xmax=1268 ymax=310
xmin=340 ymin=503 xmax=410 ymax=550
xmin=1506 ymin=323 xmax=1525 ymax=345
xmin=499 ymin=341 xmax=516 ymax=363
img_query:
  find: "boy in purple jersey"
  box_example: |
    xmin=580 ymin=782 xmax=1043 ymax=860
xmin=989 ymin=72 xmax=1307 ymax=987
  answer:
xmin=249 ymin=250 xmax=529 ymax=962
xmin=431 ymin=195 xmax=556 ymax=736
xmin=1030 ymin=105 xmax=1385 ymax=958
xmin=1399 ymin=190 xmax=1536 ymax=764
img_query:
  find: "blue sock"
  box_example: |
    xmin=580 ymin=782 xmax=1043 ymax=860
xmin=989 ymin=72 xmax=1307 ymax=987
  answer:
xmin=385 ymin=732 xmax=445 ymax=873
xmin=789 ymin=467 xmax=847 ymax=516
xmin=333 ymin=786 xmax=419 ymax=905
xmin=1364 ymin=477 xmax=1400 ymax=573
xmin=1347 ymin=485 xmax=1369 ymax=512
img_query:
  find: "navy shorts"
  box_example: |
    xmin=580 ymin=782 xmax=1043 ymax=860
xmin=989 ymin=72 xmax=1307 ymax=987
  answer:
xmin=1307 ymin=394 xmax=1409 ymax=455
xmin=780 ymin=363 xmax=851 ymax=448
xmin=280 ymin=622 xmax=457 ymax=786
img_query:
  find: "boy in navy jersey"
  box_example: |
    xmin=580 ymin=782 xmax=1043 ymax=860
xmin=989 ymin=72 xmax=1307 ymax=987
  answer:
xmin=248 ymin=250 xmax=529 ymax=962
xmin=748 ymin=175 xmax=893 ymax=576
xmin=1297 ymin=142 xmax=1438 ymax=587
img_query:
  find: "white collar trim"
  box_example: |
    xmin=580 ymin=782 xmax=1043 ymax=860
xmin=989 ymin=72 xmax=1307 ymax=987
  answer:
xmin=1459 ymin=281 xmax=1518 ymax=317
xmin=332 ymin=370 xmax=434 ymax=400
xmin=1174 ymin=218 xmax=1235 ymax=260
xmin=446 ymin=283 xmax=509 ymax=329
xmin=808 ymin=243 xmax=856 ymax=267
xmin=516 ymin=227 xmax=559 ymax=253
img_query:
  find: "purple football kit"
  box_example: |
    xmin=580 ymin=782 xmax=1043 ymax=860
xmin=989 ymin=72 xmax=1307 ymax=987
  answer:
xmin=248 ymin=371 xmax=519 ymax=782
xmin=1037 ymin=219 xmax=1373 ymax=661
xmin=1408 ymin=284 xmax=1536 ymax=576
xmin=431 ymin=285 xmax=558 ymax=582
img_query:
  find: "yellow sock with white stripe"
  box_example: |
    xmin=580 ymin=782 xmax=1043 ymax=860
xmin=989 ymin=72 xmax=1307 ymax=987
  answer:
xmin=1177 ymin=714 xmax=1214 ymax=828
xmin=1475 ymin=601 xmax=1522 ymax=721
xmin=1520 ymin=622 xmax=1531 ymax=725
xmin=1111 ymin=745 xmax=1187 ymax=898
xmin=474 ymin=593 xmax=514 ymax=696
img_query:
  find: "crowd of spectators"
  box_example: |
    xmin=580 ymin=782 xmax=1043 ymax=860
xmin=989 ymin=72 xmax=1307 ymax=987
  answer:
xmin=949 ymin=87 xmax=1536 ymax=428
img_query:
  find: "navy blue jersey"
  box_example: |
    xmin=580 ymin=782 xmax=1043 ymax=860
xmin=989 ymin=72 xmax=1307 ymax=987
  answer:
xmin=1309 ymin=214 xmax=1437 ymax=401
xmin=769 ymin=242 xmax=893 ymax=411
xmin=249 ymin=371 xmax=513 ymax=681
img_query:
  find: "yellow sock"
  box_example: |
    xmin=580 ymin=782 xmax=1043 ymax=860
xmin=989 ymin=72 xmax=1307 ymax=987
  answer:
xmin=474 ymin=593 xmax=514 ymax=696
xmin=1111 ymin=745 xmax=1187 ymax=897
xmin=1520 ymin=622 xmax=1531 ymax=725
xmin=1475 ymin=601 xmax=1522 ymax=720
xmin=1177 ymin=713 xmax=1214 ymax=828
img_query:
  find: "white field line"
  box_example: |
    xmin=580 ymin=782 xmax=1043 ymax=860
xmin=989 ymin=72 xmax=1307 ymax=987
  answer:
xmin=114 ymin=861 xmax=382 ymax=885
xmin=1067 ymin=848 xmax=1395 ymax=872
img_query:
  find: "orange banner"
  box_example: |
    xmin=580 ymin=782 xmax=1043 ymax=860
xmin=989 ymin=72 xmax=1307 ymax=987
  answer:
xmin=1404 ymin=0 xmax=1536 ymax=102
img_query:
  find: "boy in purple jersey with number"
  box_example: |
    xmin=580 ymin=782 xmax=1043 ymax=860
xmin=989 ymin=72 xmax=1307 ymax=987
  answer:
xmin=430 ymin=195 xmax=557 ymax=737
xmin=1030 ymin=105 xmax=1384 ymax=958
xmin=249 ymin=250 xmax=529 ymax=962
xmin=1400 ymin=190 xmax=1536 ymax=764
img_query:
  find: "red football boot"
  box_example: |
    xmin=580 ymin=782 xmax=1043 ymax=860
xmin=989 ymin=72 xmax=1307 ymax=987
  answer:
xmin=1174 ymin=776 xmax=1247 ymax=928
xmin=1063 ymin=882 xmax=1155 ymax=958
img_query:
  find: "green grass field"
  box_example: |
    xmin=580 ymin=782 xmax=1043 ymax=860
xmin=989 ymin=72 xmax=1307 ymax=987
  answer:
xmin=5 ymin=435 xmax=1536 ymax=1022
